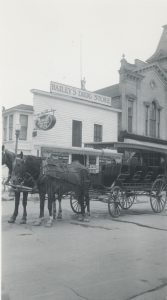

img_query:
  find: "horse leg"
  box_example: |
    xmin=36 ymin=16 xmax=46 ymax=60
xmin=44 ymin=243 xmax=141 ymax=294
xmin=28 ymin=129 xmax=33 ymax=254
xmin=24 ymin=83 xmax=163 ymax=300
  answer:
xmin=52 ymin=194 xmax=56 ymax=220
xmin=57 ymin=193 xmax=62 ymax=219
xmin=8 ymin=191 xmax=20 ymax=223
xmin=33 ymin=192 xmax=45 ymax=226
xmin=85 ymin=191 xmax=90 ymax=217
xmin=46 ymin=189 xmax=53 ymax=227
xmin=78 ymin=191 xmax=85 ymax=222
xmin=20 ymin=192 xmax=28 ymax=224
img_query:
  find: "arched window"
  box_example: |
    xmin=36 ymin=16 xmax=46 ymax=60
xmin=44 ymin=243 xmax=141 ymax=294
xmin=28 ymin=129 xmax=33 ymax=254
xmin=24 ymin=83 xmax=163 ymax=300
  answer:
xmin=150 ymin=102 xmax=156 ymax=137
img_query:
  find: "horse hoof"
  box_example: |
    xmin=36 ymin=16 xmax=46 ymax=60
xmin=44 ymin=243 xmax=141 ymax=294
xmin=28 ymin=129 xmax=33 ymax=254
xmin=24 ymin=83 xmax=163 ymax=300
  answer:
xmin=20 ymin=219 xmax=26 ymax=224
xmin=84 ymin=217 xmax=90 ymax=223
xmin=8 ymin=217 xmax=15 ymax=223
xmin=33 ymin=219 xmax=43 ymax=226
xmin=57 ymin=214 xmax=62 ymax=220
xmin=45 ymin=220 xmax=53 ymax=227
xmin=78 ymin=216 xmax=85 ymax=222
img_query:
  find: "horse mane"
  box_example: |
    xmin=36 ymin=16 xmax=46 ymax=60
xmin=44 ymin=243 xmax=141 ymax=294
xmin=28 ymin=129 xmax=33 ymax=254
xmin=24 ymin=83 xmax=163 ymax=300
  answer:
xmin=4 ymin=149 xmax=16 ymax=174
xmin=23 ymin=155 xmax=42 ymax=180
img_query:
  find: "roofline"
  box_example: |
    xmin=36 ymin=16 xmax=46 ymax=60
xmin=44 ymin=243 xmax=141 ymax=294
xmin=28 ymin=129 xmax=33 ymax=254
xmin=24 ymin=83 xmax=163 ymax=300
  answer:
xmin=31 ymin=89 xmax=122 ymax=113
xmin=2 ymin=107 xmax=33 ymax=115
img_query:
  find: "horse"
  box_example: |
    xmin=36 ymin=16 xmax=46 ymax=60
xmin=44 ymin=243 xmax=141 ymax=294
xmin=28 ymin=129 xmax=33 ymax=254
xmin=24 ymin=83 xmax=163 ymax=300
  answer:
xmin=2 ymin=145 xmax=29 ymax=224
xmin=12 ymin=154 xmax=90 ymax=226
xmin=44 ymin=158 xmax=90 ymax=224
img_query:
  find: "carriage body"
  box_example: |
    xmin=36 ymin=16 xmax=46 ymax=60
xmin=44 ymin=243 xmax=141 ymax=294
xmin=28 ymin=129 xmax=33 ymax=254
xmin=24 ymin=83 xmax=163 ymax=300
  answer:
xmin=108 ymin=145 xmax=167 ymax=217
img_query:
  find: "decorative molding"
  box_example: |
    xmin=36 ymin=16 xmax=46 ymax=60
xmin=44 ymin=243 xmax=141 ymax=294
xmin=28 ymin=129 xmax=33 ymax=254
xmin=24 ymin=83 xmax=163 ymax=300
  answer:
xmin=126 ymin=93 xmax=137 ymax=101
xmin=150 ymin=79 xmax=156 ymax=89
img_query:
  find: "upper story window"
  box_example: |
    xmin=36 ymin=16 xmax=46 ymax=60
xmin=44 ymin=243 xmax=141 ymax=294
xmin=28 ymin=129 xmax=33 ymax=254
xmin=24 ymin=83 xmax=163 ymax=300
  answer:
xmin=72 ymin=120 xmax=82 ymax=147
xmin=144 ymin=100 xmax=161 ymax=139
xmin=94 ymin=124 xmax=102 ymax=142
xmin=150 ymin=102 xmax=156 ymax=137
xmin=3 ymin=116 xmax=7 ymax=141
xmin=19 ymin=114 xmax=28 ymax=140
xmin=157 ymin=109 xmax=160 ymax=138
xmin=128 ymin=100 xmax=133 ymax=133
xmin=9 ymin=114 xmax=13 ymax=140
xmin=145 ymin=106 xmax=149 ymax=136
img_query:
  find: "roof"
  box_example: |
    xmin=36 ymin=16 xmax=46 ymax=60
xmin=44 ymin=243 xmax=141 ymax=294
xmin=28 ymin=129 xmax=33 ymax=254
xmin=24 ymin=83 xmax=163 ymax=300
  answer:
xmin=3 ymin=104 xmax=33 ymax=113
xmin=95 ymin=84 xmax=120 ymax=98
xmin=95 ymin=84 xmax=122 ymax=109
xmin=84 ymin=141 xmax=167 ymax=155
xmin=147 ymin=25 xmax=167 ymax=63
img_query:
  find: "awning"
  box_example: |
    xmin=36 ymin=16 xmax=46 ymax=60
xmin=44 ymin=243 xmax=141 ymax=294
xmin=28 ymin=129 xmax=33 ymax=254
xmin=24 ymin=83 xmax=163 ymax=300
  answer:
xmin=113 ymin=142 xmax=167 ymax=154
xmin=38 ymin=145 xmax=122 ymax=158
xmin=84 ymin=141 xmax=167 ymax=155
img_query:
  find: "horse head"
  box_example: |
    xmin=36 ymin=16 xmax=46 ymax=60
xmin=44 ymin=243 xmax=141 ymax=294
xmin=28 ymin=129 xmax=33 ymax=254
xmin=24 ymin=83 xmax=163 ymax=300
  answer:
xmin=11 ymin=156 xmax=26 ymax=185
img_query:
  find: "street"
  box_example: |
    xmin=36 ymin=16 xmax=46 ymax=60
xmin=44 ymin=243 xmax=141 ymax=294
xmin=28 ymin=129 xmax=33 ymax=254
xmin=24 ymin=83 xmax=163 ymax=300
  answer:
xmin=1 ymin=195 xmax=167 ymax=300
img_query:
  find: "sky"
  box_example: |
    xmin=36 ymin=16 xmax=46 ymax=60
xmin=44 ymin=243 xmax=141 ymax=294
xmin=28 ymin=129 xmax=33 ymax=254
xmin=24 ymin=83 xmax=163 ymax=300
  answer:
xmin=0 ymin=0 xmax=167 ymax=109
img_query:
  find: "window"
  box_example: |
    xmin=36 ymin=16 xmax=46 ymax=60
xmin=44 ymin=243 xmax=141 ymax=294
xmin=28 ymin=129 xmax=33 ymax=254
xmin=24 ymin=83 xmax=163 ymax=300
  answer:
xmin=150 ymin=102 xmax=156 ymax=137
xmin=94 ymin=124 xmax=102 ymax=142
xmin=157 ymin=109 xmax=160 ymax=138
xmin=3 ymin=116 xmax=7 ymax=141
xmin=145 ymin=106 xmax=149 ymax=136
xmin=9 ymin=114 xmax=13 ymax=140
xmin=19 ymin=114 xmax=28 ymax=140
xmin=72 ymin=120 xmax=82 ymax=147
xmin=128 ymin=100 xmax=133 ymax=133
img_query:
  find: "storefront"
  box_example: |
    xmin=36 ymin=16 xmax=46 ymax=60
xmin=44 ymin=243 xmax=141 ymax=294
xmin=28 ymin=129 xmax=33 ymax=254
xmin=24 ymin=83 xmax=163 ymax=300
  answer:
xmin=31 ymin=81 xmax=121 ymax=167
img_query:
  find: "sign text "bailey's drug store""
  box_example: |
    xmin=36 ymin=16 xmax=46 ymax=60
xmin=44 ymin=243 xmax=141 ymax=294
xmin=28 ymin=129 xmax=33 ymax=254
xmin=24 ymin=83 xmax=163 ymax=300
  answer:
xmin=50 ymin=81 xmax=111 ymax=107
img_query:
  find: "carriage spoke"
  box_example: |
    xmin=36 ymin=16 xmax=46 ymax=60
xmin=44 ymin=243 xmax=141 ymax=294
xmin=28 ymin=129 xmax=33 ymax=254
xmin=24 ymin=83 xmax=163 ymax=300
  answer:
xmin=150 ymin=179 xmax=167 ymax=213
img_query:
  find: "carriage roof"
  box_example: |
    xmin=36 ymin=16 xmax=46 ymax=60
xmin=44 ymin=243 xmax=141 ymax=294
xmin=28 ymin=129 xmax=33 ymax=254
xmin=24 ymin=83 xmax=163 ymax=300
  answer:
xmin=38 ymin=145 xmax=123 ymax=159
xmin=85 ymin=142 xmax=167 ymax=155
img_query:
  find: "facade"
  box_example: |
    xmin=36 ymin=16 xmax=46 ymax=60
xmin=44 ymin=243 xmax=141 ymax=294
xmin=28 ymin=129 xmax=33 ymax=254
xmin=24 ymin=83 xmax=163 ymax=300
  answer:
xmin=2 ymin=104 xmax=33 ymax=154
xmin=31 ymin=81 xmax=121 ymax=167
xmin=96 ymin=25 xmax=167 ymax=150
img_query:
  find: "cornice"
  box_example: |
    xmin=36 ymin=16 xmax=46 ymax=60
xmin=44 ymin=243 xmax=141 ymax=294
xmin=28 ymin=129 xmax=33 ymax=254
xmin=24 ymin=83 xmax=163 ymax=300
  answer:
xmin=31 ymin=89 xmax=122 ymax=113
xmin=134 ymin=63 xmax=167 ymax=85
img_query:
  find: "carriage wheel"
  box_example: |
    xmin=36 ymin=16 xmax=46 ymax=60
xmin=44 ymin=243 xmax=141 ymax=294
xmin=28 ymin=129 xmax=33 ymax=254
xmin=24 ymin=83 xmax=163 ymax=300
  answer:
xmin=119 ymin=191 xmax=135 ymax=209
xmin=108 ymin=186 xmax=121 ymax=218
xmin=150 ymin=178 xmax=167 ymax=213
xmin=70 ymin=192 xmax=87 ymax=214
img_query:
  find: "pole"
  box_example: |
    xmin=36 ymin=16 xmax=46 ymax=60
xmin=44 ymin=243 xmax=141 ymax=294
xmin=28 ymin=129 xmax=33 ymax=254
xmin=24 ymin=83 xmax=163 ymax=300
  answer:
xmin=15 ymin=130 xmax=20 ymax=155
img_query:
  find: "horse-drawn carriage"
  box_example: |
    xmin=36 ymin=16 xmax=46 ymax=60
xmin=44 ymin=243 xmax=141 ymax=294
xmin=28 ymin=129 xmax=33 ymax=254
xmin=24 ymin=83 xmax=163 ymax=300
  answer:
xmin=2 ymin=142 xmax=167 ymax=223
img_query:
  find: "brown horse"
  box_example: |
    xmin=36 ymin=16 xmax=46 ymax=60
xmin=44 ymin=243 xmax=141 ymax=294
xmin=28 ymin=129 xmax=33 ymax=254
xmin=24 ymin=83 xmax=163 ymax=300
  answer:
xmin=2 ymin=145 xmax=29 ymax=224
xmin=44 ymin=158 xmax=90 ymax=225
xmin=11 ymin=155 xmax=90 ymax=226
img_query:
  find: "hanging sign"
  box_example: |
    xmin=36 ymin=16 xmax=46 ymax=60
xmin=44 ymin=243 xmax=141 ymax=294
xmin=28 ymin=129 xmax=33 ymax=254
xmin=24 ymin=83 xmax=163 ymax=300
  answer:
xmin=35 ymin=110 xmax=56 ymax=130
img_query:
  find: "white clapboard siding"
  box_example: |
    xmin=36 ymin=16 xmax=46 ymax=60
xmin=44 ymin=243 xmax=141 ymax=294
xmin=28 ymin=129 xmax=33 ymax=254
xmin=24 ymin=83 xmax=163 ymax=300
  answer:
xmin=33 ymin=92 xmax=118 ymax=148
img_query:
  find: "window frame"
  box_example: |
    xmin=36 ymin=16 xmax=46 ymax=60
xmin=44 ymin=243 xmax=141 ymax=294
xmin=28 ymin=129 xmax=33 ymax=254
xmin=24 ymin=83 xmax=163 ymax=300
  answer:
xmin=72 ymin=120 xmax=82 ymax=147
xmin=19 ymin=114 xmax=28 ymax=140
xmin=3 ymin=116 xmax=8 ymax=141
xmin=9 ymin=114 xmax=13 ymax=140
xmin=94 ymin=124 xmax=103 ymax=142
xmin=127 ymin=100 xmax=133 ymax=133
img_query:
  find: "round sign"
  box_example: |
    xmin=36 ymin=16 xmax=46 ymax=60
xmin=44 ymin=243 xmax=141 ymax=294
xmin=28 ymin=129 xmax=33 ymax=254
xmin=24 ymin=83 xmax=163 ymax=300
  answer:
xmin=35 ymin=114 xmax=56 ymax=131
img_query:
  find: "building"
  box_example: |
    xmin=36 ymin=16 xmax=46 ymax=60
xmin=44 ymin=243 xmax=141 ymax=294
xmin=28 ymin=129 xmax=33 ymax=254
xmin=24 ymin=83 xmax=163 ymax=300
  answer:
xmin=31 ymin=81 xmax=121 ymax=167
xmin=95 ymin=25 xmax=167 ymax=151
xmin=2 ymin=104 xmax=33 ymax=154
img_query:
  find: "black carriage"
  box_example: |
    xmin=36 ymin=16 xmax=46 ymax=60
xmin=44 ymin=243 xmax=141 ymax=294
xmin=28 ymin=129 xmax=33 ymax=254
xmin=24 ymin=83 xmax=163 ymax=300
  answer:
xmin=71 ymin=142 xmax=167 ymax=218
xmin=107 ymin=143 xmax=167 ymax=217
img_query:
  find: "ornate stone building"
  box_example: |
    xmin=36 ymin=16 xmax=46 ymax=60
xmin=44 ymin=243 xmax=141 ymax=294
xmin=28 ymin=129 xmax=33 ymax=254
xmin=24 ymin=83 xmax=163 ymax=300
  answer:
xmin=96 ymin=25 xmax=167 ymax=150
